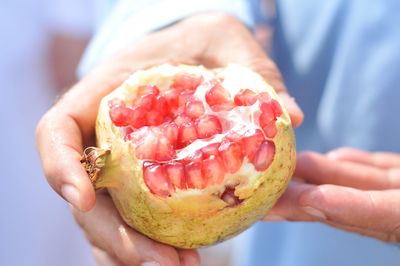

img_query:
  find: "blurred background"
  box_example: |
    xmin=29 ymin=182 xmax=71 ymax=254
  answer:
xmin=0 ymin=0 xmax=98 ymax=265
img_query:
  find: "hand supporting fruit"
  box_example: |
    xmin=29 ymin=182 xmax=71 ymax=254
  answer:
xmin=264 ymin=147 xmax=400 ymax=243
xmin=36 ymin=13 xmax=303 ymax=265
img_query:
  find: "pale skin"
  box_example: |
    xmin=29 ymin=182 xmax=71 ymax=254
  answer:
xmin=265 ymin=147 xmax=400 ymax=242
xmin=35 ymin=12 xmax=398 ymax=265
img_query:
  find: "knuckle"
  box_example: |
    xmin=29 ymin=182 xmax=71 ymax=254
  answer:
xmin=387 ymin=168 xmax=400 ymax=188
xmin=385 ymin=223 xmax=400 ymax=243
xmin=203 ymin=12 xmax=242 ymax=28
xmin=218 ymin=13 xmax=242 ymax=28
xmin=191 ymin=13 xmax=246 ymax=43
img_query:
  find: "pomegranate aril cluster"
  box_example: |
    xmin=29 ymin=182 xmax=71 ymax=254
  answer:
xmin=142 ymin=133 xmax=276 ymax=196
xmin=109 ymin=73 xmax=283 ymax=197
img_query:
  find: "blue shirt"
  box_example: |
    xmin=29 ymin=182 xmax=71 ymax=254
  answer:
xmin=81 ymin=1 xmax=400 ymax=265
xmin=244 ymin=1 xmax=400 ymax=265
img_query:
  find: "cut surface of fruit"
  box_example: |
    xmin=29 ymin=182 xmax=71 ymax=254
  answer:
xmin=108 ymin=66 xmax=286 ymax=197
xmin=92 ymin=64 xmax=295 ymax=249
xmin=234 ymin=89 xmax=257 ymax=106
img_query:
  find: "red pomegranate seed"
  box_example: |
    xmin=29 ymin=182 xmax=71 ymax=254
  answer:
xmin=218 ymin=141 xmax=244 ymax=173
xmin=270 ymin=99 xmax=283 ymax=117
xmin=185 ymin=161 xmax=206 ymax=189
xmin=185 ymin=100 xmax=205 ymax=118
xmin=178 ymin=91 xmax=194 ymax=107
xmin=195 ymin=115 xmax=222 ymax=139
xmin=162 ymin=122 xmax=179 ymax=147
xmin=201 ymin=143 xmax=220 ymax=158
xmin=202 ymin=155 xmax=225 ymax=185
xmin=234 ymin=89 xmax=257 ymax=106
xmin=205 ymin=82 xmax=231 ymax=107
xmin=260 ymin=101 xmax=272 ymax=113
xmin=174 ymin=114 xmax=192 ymax=127
xmin=163 ymin=88 xmax=181 ymax=110
xmin=155 ymin=136 xmax=175 ymax=161
xmin=260 ymin=99 xmax=283 ymax=120
xmin=109 ymin=105 xmax=135 ymax=127
xmin=171 ymin=74 xmax=203 ymax=91
xmin=210 ymin=102 xmax=236 ymax=112
xmin=259 ymin=105 xmax=275 ymax=128
xmin=143 ymin=163 xmax=173 ymax=197
xmin=251 ymin=140 xmax=275 ymax=171
xmin=177 ymin=122 xmax=198 ymax=148
xmin=137 ymin=85 xmax=160 ymax=96
xmin=146 ymin=110 xmax=163 ymax=126
xmin=135 ymin=93 xmax=155 ymax=111
xmin=128 ymin=106 xmax=147 ymax=128
xmin=241 ymin=129 xmax=265 ymax=161
xmin=262 ymin=121 xmax=278 ymax=138
xmin=165 ymin=162 xmax=186 ymax=189
xmin=152 ymin=95 xmax=169 ymax=116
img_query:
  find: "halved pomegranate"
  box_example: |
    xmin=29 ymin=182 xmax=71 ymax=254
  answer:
xmin=84 ymin=64 xmax=295 ymax=248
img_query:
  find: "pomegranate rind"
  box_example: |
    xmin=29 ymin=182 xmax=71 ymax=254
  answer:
xmin=95 ymin=64 xmax=295 ymax=248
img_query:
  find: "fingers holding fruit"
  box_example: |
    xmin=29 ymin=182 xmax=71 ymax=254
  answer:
xmin=295 ymin=151 xmax=400 ymax=190
xmin=265 ymin=149 xmax=400 ymax=243
xmin=72 ymin=193 xmax=200 ymax=266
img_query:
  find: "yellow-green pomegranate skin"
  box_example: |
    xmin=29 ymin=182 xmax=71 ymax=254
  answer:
xmin=94 ymin=64 xmax=296 ymax=248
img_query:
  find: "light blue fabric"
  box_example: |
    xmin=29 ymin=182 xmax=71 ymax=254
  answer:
xmin=81 ymin=0 xmax=400 ymax=265
xmin=274 ymin=0 xmax=400 ymax=153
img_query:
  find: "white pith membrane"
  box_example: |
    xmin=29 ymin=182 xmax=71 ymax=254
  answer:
xmin=108 ymin=64 xmax=284 ymax=205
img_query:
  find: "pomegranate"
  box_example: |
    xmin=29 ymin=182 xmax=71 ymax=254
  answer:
xmin=82 ymin=64 xmax=295 ymax=248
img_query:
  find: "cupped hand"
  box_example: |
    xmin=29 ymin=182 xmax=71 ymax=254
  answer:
xmin=265 ymin=147 xmax=400 ymax=242
xmin=36 ymin=13 xmax=303 ymax=265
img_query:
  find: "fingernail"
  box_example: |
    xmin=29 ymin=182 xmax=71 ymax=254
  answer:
xmin=264 ymin=214 xmax=285 ymax=221
xmin=302 ymin=206 xmax=326 ymax=220
xmin=141 ymin=262 xmax=160 ymax=266
xmin=61 ymin=184 xmax=81 ymax=210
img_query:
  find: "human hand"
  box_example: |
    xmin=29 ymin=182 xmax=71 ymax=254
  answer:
xmin=264 ymin=147 xmax=400 ymax=242
xmin=36 ymin=13 xmax=303 ymax=265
